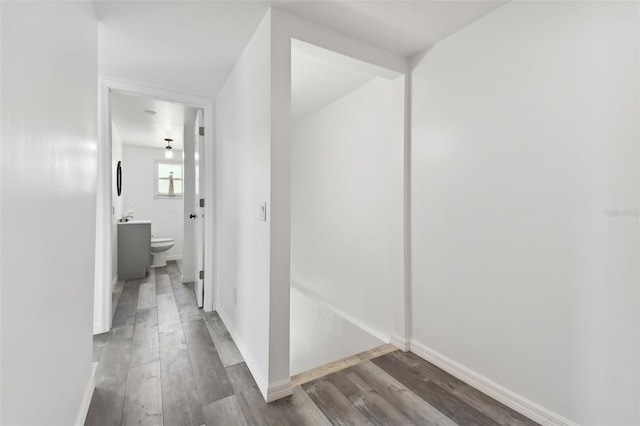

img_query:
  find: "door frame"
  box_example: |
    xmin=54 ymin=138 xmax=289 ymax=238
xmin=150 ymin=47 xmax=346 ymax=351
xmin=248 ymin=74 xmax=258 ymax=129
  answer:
xmin=94 ymin=77 xmax=215 ymax=334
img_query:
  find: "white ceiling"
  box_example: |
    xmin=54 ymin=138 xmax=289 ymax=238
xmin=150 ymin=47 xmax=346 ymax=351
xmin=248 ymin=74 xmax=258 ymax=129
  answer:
xmin=110 ymin=92 xmax=197 ymax=150
xmin=96 ymin=1 xmax=272 ymax=98
xmin=291 ymin=42 xmax=379 ymax=121
xmin=276 ymin=1 xmax=506 ymax=58
xmin=95 ymin=1 xmax=506 ymax=99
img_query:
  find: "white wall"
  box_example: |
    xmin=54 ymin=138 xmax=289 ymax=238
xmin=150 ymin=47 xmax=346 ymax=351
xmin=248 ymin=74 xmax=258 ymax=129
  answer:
xmin=291 ymin=77 xmax=402 ymax=341
xmin=122 ymin=145 xmax=184 ymax=260
xmin=215 ymin=11 xmax=272 ymax=397
xmin=290 ymin=287 xmax=385 ymax=375
xmin=215 ymin=8 xmax=407 ymax=401
xmin=411 ymin=2 xmax=639 ymax=424
xmin=0 ymin=2 xmax=98 ymax=425
xmin=267 ymin=9 xmax=408 ymax=396
xmin=111 ymin=124 xmax=124 ymax=284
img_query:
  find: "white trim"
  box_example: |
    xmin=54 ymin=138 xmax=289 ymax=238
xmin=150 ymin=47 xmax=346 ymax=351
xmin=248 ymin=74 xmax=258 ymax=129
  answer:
xmin=266 ymin=378 xmax=293 ymax=402
xmin=96 ymin=76 xmax=216 ymax=336
xmin=217 ymin=307 xmax=269 ymax=399
xmin=203 ymin=101 xmax=216 ymax=312
xmin=111 ymin=275 xmax=118 ymax=291
xmin=390 ymin=334 xmax=410 ymax=352
xmin=74 ymin=362 xmax=97 ymax=426
xmin=402 ymin=71 xmax=412 ymax=346
xmin=409 ymin=340 xmax=578 ymax=426
xmin=165 ymin=255 xmax=183 ymax=261
xmin=182 ymin=274 xmax=195 ymax=283
xmin=94 ymin=79 xmax=113 ymax=336
xmin=291 ymin=281 xmax=390 ymax=344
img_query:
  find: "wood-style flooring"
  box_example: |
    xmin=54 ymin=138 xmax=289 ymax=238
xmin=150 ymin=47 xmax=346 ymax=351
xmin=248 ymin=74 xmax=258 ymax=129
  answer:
xmin=86 ymin=261 xmax=538 ymax=426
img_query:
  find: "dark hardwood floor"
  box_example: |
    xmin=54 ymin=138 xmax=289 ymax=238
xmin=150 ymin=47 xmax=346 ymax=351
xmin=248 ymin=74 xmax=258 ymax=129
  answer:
xmin=86 ymin=261 xmax=538 ymax=426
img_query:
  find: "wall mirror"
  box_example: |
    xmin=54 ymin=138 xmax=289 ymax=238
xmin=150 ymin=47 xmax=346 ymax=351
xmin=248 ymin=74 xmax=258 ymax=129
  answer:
xmin=116 ymin=161 xmax=122 ymax=196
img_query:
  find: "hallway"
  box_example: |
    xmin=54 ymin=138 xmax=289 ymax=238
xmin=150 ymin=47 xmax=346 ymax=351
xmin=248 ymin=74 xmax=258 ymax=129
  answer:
xmin=86 ymin=261 xmax=537 ymax=426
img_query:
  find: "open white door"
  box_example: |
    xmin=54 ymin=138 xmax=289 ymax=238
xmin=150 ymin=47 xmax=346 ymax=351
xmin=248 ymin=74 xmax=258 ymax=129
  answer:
xmin=193 ymin=109 xmax=205 ymax=307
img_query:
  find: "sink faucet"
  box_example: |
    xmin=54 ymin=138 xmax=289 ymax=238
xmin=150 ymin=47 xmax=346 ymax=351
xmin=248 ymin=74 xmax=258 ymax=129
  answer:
xmin=121 ymin=214 xmax=134 ymax=222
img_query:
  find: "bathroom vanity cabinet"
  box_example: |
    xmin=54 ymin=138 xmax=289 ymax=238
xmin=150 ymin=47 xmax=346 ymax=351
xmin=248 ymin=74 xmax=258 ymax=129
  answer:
xmin=117 ymin=221 xmax=151 ymax=280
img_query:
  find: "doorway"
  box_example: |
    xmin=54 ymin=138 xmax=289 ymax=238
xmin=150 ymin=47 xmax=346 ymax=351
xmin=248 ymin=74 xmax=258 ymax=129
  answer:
xmin=288 ymin=40 xmax=405 ymax=376
xmin=93 ymin=80 xmax=215 ymax=335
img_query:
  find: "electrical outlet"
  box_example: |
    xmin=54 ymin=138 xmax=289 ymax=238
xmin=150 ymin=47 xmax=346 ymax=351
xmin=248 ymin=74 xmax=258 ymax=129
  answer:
xmin=233 ymin=287 xmax=237 ymax=305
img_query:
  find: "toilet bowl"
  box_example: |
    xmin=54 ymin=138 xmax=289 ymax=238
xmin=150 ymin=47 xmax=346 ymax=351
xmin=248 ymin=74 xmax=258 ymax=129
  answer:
xmin=151 ymin=237 xmax=174 ymax=267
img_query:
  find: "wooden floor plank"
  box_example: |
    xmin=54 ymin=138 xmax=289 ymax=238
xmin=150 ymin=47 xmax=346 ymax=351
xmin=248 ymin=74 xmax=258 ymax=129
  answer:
xmin=129 ymin=307 xmax=159 ymax=368
xmin=303 ymin=378 xmax=374 ymax=426
xmin=112 ymin=279 xmax=125 ymax=317
xmin=226 ymin=362 xmax=259 ymax=394
xmin=372 ymin=353 xmax=500 ymax=426
xmin=122 ymin=360 xmax=163 ymax=426
xmin=390 ymin=351 xmax=539 ymax=426
xmin=350 ymin=361 xmax=456 ymax=426
xmin=167 ymin=261 xmax=183 ymax=282
xmin=166 ymin=261 xmax=202 ymax=324
xmin=183 ymin=319 xmax=234 ymax=405
xmin=137 ymin=281 xmax=157 ymax=310
xmin=172 ymin=281 xmax=202 ymax=324
xmin=327 ymin=369 xmax=414 ymax=425
xmin=288 ymin=387 xmax=332 ymax=426
xmin=158 ymin=327 xmax=206 ymax=426
xmin=155 ymin=272 xmax=172 ymax=296
xmin=157 ymin=292 xmax=181 ymax=333
xmin=236 ymin=388 xmax=292 ymax=426
xmin=203 ymin=395 xmax=248 ymax=426
xmin=85 ymin=324 xmax=134 ymax=426
xmin=92 ymin=331 xmax=110 ymax=363
xmin=201 ymin=311 xmax=244 ymax=367
xmin=235 ymin=387 xmax=330 ymax=426
xmin=112 ymin=280 xmax=140 ymax=328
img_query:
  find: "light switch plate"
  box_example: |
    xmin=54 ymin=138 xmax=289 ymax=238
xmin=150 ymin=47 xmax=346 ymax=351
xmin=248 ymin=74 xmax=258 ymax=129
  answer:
xmin=259 ymin=202 xmax=267 ymax=222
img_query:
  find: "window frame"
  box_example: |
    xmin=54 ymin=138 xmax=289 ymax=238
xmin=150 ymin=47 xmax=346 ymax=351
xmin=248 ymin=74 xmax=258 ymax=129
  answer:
xmin=154 ymin=159 xmax=184 ymax=199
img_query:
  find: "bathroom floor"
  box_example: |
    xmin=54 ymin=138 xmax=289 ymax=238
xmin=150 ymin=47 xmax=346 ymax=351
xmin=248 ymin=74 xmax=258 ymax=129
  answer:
xmin=87 ymin=261 xmax=538 ymax=426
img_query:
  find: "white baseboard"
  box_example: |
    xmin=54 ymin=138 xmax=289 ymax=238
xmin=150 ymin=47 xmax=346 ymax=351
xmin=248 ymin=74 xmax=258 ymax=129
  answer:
xmin=216 ymin=308 xmax=269 ymax=399
xmin=166 ymin=255 xmax=183 ymax=261
xmin=291 ymin=282 xmax=390 ymax=344
xmin=94 ymin=277 xmax=117 ymax=335
xmin=390 ymin=334 xmax=410 ymax=351
xmin=74 ymin=362 xmax=97 ymax=426
xmin=93 ymin=324 xmax=109 ymax=335
xmin=182 ymin=274 xmax=195 ymax=283
xmin=266 ymin=378 xmax=293 ymax=402
xmin=409 ymin=340 xmax=578 ymax=426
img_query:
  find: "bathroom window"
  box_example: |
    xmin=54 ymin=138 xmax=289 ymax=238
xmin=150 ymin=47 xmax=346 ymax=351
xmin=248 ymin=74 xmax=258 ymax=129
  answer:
xmin=155 ymin=160 xmax=183 ymax=198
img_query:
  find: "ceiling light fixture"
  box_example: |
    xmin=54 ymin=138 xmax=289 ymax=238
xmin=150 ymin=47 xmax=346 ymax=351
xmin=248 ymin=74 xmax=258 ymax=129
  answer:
xmin=164 ymin=138 xmax=174 ymax=159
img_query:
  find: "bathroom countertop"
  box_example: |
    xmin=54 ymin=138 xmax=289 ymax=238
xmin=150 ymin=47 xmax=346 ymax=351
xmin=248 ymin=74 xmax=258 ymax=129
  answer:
xmin=118 ymin=220 xmax=151 ymax=225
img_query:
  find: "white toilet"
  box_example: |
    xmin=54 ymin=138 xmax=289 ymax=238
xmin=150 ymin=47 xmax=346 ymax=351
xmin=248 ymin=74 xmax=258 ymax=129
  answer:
xmin=151 ymin=237 xmax=174 ymax=267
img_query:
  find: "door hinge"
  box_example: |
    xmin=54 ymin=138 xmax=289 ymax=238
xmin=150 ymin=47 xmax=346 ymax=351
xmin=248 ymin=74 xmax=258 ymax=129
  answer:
xmin=199 ymin=126 xmax=205 ymax=136
xmin=199 ymin=270 xmax=204 ymax=280
xmin=199 ymin=198 xmax=205 ymax=208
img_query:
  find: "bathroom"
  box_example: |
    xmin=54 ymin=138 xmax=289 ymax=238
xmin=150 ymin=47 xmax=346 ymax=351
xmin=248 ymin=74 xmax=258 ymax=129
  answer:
xmin=110 ymin=91 xmax=201 ymax=292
